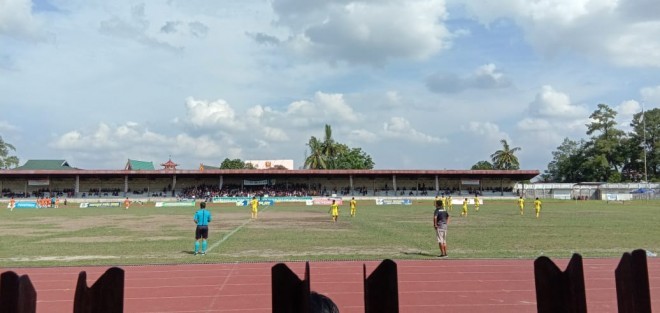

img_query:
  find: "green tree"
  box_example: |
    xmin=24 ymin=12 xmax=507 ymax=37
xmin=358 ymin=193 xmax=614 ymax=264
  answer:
xmin=545 ymin=138 xmax=588 ymax=182
xmin=584 ymin=103 xmax=625 ymax=181
xmin=219 ymin=158 xmax=254 ymax=169
xmin=471 ymin=160 xmax=493 ymax=170
xmin=304 ymin=124 xmax=375 ymax=169
xmin=321 ymin=124 xmax=339 ymax=168
xmin=0 ymin=136 xmax=19 ymax=169
xmin=629 ymin=108 xmax=660 ymax=181
xmin=490 ymin=139 xmax=521 ymax=170
xmin=304 ymin=136 xmax=327 ymax=169
xmin=335 ymin=146 xmax=375 ymax=169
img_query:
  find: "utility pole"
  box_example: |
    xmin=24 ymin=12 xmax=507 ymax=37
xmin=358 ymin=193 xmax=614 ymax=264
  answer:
xmin=642 ymin=102 xmax=649 ymax=200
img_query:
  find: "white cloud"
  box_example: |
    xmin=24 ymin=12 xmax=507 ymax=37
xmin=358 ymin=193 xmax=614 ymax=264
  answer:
xmin=464 ymin=121 xmax=510 ymax=142
xmin=285 ymin=91 xmax=358 ymax=125
xmin=0 ymin=120 xmax=17 ymax=132
xmin=641 ymin=85 xmax=660 ymax=106
xmin=528 ymin=85 xmax=588 ymax=118
xmin=0 ymin=0 xmax=41 ymax=39
xmin=348 ymin=129 xmax=378 ymax=143
xmin=462 ymin=0 xmax=660 ymax=67
xmin=382 ymin=117 xmax=445 ymax=143
xmin=268 ymin=0 xmax=452 ymax=65
xmin=184 ymin=97 xmax=245 ymax=131
xmin=427 ymin=63 xmax=512 ymax=93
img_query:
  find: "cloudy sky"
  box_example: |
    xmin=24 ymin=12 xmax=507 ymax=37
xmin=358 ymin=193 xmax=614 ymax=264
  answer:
xmin=1 ymin=0 xmax=659 ymax=173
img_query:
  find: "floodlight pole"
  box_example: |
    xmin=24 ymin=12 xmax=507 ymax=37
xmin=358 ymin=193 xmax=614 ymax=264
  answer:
xmin=642 ymin=103 xmax=648 ymax=183
xmin=642 ymin=103 xmax=649 ymax=201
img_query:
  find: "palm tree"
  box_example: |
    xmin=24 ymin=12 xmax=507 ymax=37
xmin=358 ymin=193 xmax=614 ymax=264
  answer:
xmin=490 ymin=139 xmax=521 ymax=170
xmin=0 ymin=136 xmax=19 ymax=169
xmin=304 ymin=136 xmax=327 ymax=169
xmin=320 ymin=124 xmax=338 ymax=168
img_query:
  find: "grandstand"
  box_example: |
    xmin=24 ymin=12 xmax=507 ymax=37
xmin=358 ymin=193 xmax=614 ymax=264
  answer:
xmin=0 ymin=159 xmax=539 ymax=200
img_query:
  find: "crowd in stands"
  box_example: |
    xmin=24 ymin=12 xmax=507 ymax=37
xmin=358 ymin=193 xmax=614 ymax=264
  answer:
xmin=1 ymin=184 xmax=517 ymax=199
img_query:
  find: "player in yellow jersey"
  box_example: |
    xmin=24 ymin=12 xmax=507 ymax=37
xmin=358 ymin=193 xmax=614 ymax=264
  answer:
xmin=474 ymin=195 xmax=480 ymax=212
xmin=461 ymin=198 xmax=468 ymax=217
xmin=447 ymin=195 xmax=453 ymax=211
xmin=350 ymin=197 xmax=357 ymax=217
xmin=250 ymin=196 xmax=259 ymax=219
xmin=517 ymin=196 xmax=525 ymax=215
xmin=329 ymin=199 xmax=339 ymax=222
xmin=534 ymin=197 xmax=542 ymax=218
xmin=441 ymin=195 xmax=447 ymax=210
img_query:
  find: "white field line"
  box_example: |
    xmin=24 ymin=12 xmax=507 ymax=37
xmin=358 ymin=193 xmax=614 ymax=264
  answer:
xmin=206 ymin=206 xmax=268 ymax=253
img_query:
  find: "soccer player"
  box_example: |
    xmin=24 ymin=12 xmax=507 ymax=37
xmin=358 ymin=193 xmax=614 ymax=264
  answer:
xmin=461 ymin=198 xmax=468 ymax=217
xmin=518 ymin=196 xmax=525 ymax=215
xmin=350 ymin=197 xmax=357 ymax=217
xmin=447 ymin=195 xmax=453 ymax=211
xmin=441 ymin=195 xmax=447 ymax=210
xmin=433 ymin=200 xmax=450 ymax=258
xmin=250 ymin=196 xmax=259 ymax=219
xmin=474 ymin=195 xmax=480 ymax=212
xmin=534 ymin=197 xmax=542 ymax=218
xmin=124 ymin=197 xmax=131 ymax=210
xmin=55 ymin=197 xmax=60 ymax=208
xmin=9 ymin=197 xmax=15 ymax=211
xmin=329 ymin=199 xmax=339 ymax=222
xmin=193 ymin=202 xmax=212 ymax=255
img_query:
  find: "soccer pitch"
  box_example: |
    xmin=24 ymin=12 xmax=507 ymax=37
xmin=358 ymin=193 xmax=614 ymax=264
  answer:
xmin=1 ymin=199 xmax=658 ymax=267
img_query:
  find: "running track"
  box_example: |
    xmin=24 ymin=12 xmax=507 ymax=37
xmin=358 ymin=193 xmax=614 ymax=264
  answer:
xmin=2 ymin=258 xmax=659 ymax=312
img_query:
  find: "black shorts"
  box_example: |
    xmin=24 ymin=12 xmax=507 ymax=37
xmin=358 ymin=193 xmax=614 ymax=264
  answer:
xmin=195 ymin=226 xmax=209 ymax=239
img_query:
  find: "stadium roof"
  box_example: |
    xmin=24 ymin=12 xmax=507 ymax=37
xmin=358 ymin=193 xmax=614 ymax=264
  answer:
xmin=199 ymin=164 xmax=220 ymax=171
xmin=14 ymin=160 xmax=76 ymax=170
xmin=125 ymin=159 xmax=155 ymax=171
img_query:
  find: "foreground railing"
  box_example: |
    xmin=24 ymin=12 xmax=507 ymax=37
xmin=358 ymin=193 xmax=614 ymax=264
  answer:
xmin=0 ymin=250 xmax=652 ymax=312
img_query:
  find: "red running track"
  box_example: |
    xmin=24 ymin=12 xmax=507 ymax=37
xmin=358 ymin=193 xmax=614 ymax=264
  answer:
xmin=2 ymin=258 xmax=659 ymax=312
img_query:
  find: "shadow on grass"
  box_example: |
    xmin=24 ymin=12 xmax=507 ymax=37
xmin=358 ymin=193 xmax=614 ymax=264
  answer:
xmin=401 ymin=250 xmax=438 ymax=257
xmin=181 ymin=250 xmax=196 ymax=255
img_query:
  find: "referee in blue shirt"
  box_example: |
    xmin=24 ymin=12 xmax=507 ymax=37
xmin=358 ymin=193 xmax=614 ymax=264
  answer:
xmin=193 ymin=202 xmax=212 ymax=255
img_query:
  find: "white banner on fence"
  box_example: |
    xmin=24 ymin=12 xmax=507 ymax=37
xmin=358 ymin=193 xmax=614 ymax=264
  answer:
xmin=602 ymin=194 xmax=633 ymax=201
xmin=461 ymin=179 xmax=480 ymax=185
xmin=28 ymin=179 xmax=50 ymax=186
xmin=243 ymin=180 xmax=268 ymax=186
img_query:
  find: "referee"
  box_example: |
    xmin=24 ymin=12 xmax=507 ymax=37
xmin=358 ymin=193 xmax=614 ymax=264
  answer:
xmin=193 ymin=202 xmax=212 ymax=255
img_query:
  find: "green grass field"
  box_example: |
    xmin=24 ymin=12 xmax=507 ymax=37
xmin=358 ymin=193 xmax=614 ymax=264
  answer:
xmin=0 ymin=199 xmax=658 ymax=267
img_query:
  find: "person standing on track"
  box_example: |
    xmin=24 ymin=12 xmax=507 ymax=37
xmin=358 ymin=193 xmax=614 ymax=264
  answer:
xmin=350 ymin=197 xmax=357 ymax=217
xmin=250 ymin=196 xmax=259 ymax=219
xmin=194 ymin=201 xmax=212 ymax=255
xmin=433 ymin=201 xmax=450 ymax=258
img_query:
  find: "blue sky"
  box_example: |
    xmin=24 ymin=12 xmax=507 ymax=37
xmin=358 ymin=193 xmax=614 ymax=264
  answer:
xmin=1 ymin=0 xmax=659 ymax=172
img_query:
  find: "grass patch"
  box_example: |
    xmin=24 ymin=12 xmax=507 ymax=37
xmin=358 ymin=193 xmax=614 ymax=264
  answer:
xmin=0 ymin=199 xmax=658 ymax=267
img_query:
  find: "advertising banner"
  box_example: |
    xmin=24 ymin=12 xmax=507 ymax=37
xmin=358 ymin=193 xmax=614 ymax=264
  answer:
xmin=461 ymin=179 xmax=480 ymax=185
xmin=212 ymin=196 xmax=311 ymax=203
xmin=155 ymin=201 xmax=196 ymax=207
xmin=243 ymin=180 xmax=269 ymax=186
xmin=309 ymin=198 xmax=343 ymax=205
xmin=375 ymin=198 xmax=412 ymax=205
xmin=80 ymin=202 xmax=121 ymax=208
xmin=28 ymin=179 xmax=50 ymax=186
xmin=235 ymin=199 xmax=275 ymax=206
xmin=10 ymin=201 xmax=38 ymax=209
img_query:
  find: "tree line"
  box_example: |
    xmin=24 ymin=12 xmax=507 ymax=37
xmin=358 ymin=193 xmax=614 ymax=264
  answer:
xmin=542 ymin=104 xmax=658 ymax=183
